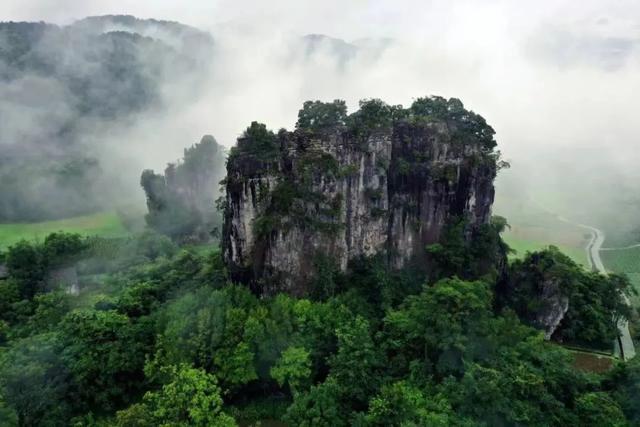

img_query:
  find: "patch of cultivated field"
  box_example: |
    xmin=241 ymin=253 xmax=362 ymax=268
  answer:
xmin=570 ymin=349 xmax=614 ymax=374
xmin=600 ymin=247 xmax=640 ymax=306
xmin=0 ymin=211 xmax=129 ymax=250
xmin=502 ymin=231 xmax=589 ymax=267
xmin=494 ymin=193 xmax=591 ymax=267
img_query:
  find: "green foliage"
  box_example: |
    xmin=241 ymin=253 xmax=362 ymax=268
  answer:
xmin=346 ymin=98 xmax=403 ymax=139
xmin=270 ymin=346 xmax=312 ymax=395
xmin=231 ymin=122 xmax=280 ymax=160
xmin=426 ymin=216 xmax=509 ymax=283
xmin=214 ymin=341 xmax=259 ymax=389
xmin=23 ymin=291 xmax=71 ymax=335
xmin=363 ymin=382 xmax=466 ymax=426
xmin=296 ymin=99 xmax=348 ymax=132
xmin=5 ymin=240 xmax=46 ymax=300
xmin=0 ymin=215 xmax=636 ymax=426
xmin=0 ymin=393 xmax=17 ymax=427
xmin=0 ymin=333 xmax=71 ymax=427
xmin=151 ymin=286 xmax=260 ymax=391
xmin=310 ymin=253 xmax=344 ymax=300
xmin=41 ymin=232 xmax=88 ymax=266
xmin=227 ymin=397 xmax=289 ymax=425
xmin=284 ymin=378 xmax=347 ymax=427
xmin=0 ymin=280 xmax=23 ymax=326
xmin=117 ymin=364 xmax=236 ymax=427
xmin=59 ymin=309 xmax=151 ymax=412
xmin=574 ymin=392 xmax=627 ymax=426
xmin=608 ymin=353 xmax=640 ymax=423
xmin=503 ymin=246 xmax=634 ymax=348
xmin=4 ymin=232 xmax=87 ymax=302
xmin=409 ymin=96 xmax=496 ymax=150
xmin=329 ymin=316 xmax=382 ymax=405
xmin=382 ymin=278 xmax=494 ymax=378
xmin=291 ymin=298 xmax=353 ymax=380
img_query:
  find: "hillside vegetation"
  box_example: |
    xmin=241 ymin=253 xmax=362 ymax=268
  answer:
xmin=0 ymin=98 xmax=637 ymax=426
xmin=0 ymin=17 xmax=214 ymax=221
xmin=0 ymin=229 xmax=636 ymax=426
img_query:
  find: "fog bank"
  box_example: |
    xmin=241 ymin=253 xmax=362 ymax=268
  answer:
xmin=2 ymin=0 xmax=639 ymax=235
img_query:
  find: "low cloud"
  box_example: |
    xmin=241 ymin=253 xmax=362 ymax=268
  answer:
xmin=1 ymin=0 xmax=639 ymax=229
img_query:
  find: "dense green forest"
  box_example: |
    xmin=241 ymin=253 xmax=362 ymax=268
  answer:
xmin=2 ymin=4 xmax=640 ymax=425
xmin=0 ymin=97 xmax=638 ymax=426
xmin=0 ymin=227 xmax=637 ymax=426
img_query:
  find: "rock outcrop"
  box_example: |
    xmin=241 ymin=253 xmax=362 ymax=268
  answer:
xmin=533 ymin=278 xmax=570 ymax=339
xmin=222 ymin=97 xmax=499 ymax=295
xmin=141 ymin=135 xmax=227 ymax=242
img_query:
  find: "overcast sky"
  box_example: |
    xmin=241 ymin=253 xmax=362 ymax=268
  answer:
xmin=2 ymin=0 xmax=640 ymax=221
xmin=2 ymin=0 xmax=638 ymax=151
xmin=2 ymin=0 xmax=639 ymax=41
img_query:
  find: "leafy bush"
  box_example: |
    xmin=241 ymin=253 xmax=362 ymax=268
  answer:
xmin=502 ymin=246 xmax=634 ymax=348
xmin=296 ymin=100 xmax=347 ymax=132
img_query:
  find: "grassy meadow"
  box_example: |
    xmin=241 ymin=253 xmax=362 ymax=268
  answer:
xmin=0 ymin=211 xmax=130 ymax=250
xmin=497 ymin=206 xmax=591 ymax=267
xmin=502 ymin=230 xmax=589 ymax=267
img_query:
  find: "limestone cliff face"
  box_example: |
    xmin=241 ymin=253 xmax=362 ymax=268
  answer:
xmin=222 ymin=98 xmax=498 ymax=295
xmin=533 ymin=278 xmax=570 ymax=340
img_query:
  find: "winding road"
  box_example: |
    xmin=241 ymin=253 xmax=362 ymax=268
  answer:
xmin=555 ymin=216 xmax=636 ymax=360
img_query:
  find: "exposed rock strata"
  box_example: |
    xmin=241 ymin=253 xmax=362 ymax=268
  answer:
xmin=222 ymin=99 xmax=498 ymax=295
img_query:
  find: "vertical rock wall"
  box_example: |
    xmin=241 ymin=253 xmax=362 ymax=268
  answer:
xmin=222 ymin=113 xmax=497 ymax=295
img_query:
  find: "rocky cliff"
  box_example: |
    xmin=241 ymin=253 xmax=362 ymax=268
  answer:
xmin=222 ymin=97 xmax=500 ymax=295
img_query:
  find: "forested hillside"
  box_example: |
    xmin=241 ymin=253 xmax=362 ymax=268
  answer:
xmin=0 ymin=98 xmax=637 ymax=426
xmin=0 ymin=16 xmax=214 ymax=221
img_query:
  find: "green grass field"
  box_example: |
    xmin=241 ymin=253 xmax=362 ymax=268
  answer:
xmin=601 ymin=247 xmax=640 ymax=306
xmin=494 ymin=193 xmax=591 ymax=268
xmin=0 ymin=211 xmax=129 ymax=250
xmin=502 ymin=232 xmax=589 ymax=267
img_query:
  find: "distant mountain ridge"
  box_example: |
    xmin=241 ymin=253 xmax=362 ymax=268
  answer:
xmin=0 ymin=15 xmax=215 ymax=221
xmin=0 ymin=14 xmax=392 ymax=223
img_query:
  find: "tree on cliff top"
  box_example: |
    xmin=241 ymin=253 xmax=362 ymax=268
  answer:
xmin=410 ymin=96 xmax=497 ymax=150
xmin=294 ymin=97 xmax=496 ymax=151
xmin=296 ymin=100 xmax=348 ymax=132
